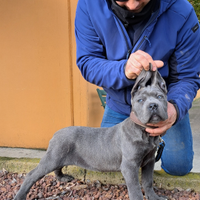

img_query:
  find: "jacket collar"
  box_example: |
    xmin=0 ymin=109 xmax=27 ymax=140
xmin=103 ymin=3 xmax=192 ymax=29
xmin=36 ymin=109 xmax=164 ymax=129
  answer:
xmin=107 ymin=0 xmax=177 ymax=18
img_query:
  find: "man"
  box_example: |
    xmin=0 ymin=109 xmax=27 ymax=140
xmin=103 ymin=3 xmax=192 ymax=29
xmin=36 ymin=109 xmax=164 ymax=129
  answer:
xmin=75 ymin=0 xmax=200 ymax=176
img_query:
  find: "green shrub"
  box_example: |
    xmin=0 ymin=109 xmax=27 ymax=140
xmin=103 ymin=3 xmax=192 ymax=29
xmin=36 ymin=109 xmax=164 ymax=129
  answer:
xmin=188 ymin=0 xmax=200 ymax=20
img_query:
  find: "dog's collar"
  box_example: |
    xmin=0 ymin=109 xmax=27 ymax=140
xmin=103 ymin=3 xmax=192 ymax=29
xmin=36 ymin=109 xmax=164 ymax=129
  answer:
xmin=130 ymin=112 xmax=156 ymax=129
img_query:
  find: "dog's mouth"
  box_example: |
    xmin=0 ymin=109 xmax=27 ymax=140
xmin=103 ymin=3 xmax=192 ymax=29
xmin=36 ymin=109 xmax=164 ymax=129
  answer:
xmin=149 ymin=114 xmax=161 ymax=124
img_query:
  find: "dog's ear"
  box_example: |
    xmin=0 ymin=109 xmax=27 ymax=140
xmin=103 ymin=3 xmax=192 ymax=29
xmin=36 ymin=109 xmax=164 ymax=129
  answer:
xmin=151 ymin=70 xmax=167 ymax=94
xmin=131 ymin=70 xmax=152 ymax=97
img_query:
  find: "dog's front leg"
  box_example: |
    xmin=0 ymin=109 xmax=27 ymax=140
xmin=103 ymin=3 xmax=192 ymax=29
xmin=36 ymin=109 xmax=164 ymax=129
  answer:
xmin=142 ymin=159 xmax=167 ymax=200
xmin=121 ymin=159 xmax=143 ymax=200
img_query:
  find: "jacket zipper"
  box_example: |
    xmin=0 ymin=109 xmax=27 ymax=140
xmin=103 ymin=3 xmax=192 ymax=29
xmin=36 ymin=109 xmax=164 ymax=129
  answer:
xmin=116 ymin=9 xmax=160 ymax=105
xmin=124 ymin=36 xmax=148 ymax=105
xmin=132 ymin=8 xmax=160 ymax=52
xmin=117 ymin=21 xmax=132 ymax=58
xmin=124 ymin=10 xmax=160 ymax=105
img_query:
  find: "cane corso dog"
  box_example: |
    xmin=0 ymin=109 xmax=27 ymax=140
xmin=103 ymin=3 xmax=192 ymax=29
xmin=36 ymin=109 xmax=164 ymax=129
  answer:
xmin=14 ymin=69 xmax=168 ymax=200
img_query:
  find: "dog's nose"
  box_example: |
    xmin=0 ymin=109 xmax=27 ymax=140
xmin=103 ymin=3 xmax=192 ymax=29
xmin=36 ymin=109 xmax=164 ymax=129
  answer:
xmin=149 ymin=103 xmax=158 ymax=112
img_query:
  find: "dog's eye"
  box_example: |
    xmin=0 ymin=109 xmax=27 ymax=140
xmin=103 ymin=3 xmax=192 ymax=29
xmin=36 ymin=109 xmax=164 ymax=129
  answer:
xmin=138 ymin=99 xmax=143 ymax=103
xmin=157 ymin=95 xmax=163 ymax=99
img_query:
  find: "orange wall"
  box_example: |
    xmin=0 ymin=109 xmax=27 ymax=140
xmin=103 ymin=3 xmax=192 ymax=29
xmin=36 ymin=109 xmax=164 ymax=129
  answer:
xmin=66 ymin=0 xmax=105 ymax=128
xmin=0 ymin=0 xmax=104 ymax=149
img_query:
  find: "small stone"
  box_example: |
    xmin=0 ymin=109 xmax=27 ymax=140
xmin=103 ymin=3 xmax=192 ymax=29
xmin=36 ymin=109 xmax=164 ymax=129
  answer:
xmin=186 ymin=188 xmax=192 ymax=193
xmin=71 ymin=184 xmax=88 ymax=191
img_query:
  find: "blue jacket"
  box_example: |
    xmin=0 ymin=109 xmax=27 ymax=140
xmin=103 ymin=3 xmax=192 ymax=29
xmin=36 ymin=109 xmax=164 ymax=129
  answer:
xmin=75 ymin=0 xmax=200 ymax=122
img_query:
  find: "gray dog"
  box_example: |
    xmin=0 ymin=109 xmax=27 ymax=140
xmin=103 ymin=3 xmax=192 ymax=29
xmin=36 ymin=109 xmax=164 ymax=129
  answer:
xmin=14 ymin=69 xmax=168 ymax=200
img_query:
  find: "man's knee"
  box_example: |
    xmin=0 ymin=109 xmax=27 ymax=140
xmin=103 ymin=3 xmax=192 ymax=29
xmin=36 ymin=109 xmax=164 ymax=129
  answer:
xmin=161 ymin=156 xmax=193 ymax=176
xmin=161 ymin=113 xmax=193 ymax=176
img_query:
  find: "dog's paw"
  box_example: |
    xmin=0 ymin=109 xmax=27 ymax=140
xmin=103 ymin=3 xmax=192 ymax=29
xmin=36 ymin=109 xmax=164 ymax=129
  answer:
xmin=145 ymin=193 xmax=168 ymax=200
xmin=54 ymin=169 xmax=74 ymax=182
xmin=13 ymin=195 xmax=26 ymax=200
xmin=159 ymin=196 xmax=168 ymax=200
xmin=56 ymin=174 xmax=74 ymax=183
xmin=149 ymin=196 xmax=168 ymax=200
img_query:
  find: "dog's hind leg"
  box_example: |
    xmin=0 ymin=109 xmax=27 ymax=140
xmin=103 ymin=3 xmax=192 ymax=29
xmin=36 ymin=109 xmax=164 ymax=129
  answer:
xmin=54 ymin=167 xmax=74 ymax=182
xmin=14 ymin=152 xmax=64 ymax=200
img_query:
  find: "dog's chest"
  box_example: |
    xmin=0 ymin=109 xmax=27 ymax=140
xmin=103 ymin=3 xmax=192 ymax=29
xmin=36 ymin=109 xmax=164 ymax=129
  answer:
xmin=140 ymin=133 xmax=159 ymax=167
xmin=143 ymin=132 xmax=159 ymax=148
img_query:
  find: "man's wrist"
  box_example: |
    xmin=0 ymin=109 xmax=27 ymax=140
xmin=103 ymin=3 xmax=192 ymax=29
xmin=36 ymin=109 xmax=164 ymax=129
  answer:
xmin=168 ymin=100 xmax=179 ymax=125
xmin=124 ymin=62 xmax=136 ymax=80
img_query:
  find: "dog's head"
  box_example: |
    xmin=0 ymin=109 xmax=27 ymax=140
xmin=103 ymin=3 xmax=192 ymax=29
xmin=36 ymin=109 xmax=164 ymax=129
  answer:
xmin=131 ymin=69 xmax=168 ymax=125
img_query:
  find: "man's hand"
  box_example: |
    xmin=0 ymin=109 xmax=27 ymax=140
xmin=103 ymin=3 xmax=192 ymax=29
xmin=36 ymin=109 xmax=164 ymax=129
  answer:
xmin=125 ymin=50 xmax=164 ymax=79
xmin=146 ymin=102 xmax=177 ymax=136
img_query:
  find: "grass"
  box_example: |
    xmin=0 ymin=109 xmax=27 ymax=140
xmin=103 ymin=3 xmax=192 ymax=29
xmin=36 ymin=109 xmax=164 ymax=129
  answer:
xmin=188 ymin=0 xmax=200 ymax=20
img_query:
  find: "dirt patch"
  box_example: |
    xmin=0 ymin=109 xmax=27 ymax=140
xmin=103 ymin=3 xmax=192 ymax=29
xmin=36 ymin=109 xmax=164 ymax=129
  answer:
xmin=0 ymin=170 xmax=199 ymax=200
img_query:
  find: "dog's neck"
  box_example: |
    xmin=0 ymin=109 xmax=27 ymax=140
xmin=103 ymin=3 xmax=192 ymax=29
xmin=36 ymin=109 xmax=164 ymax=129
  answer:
xmin=130 ymin=112 xmax=155 ymax=129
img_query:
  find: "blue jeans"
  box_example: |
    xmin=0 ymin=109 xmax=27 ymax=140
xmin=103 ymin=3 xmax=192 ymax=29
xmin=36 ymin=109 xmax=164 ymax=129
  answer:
xmin=101 ymin=105 xmax=194 ymax=176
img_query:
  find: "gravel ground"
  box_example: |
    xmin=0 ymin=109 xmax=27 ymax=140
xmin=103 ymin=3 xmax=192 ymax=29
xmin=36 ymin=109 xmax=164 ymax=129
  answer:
xmin=0 ymin=170 xmax=199 ymax=200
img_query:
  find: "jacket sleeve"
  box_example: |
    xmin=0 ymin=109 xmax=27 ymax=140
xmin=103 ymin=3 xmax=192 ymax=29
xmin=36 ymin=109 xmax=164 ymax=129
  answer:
xmin=167 ymin=8 xmax=200 ymax=122
xmin=75 ymin=0 xmax=134 ymax=90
